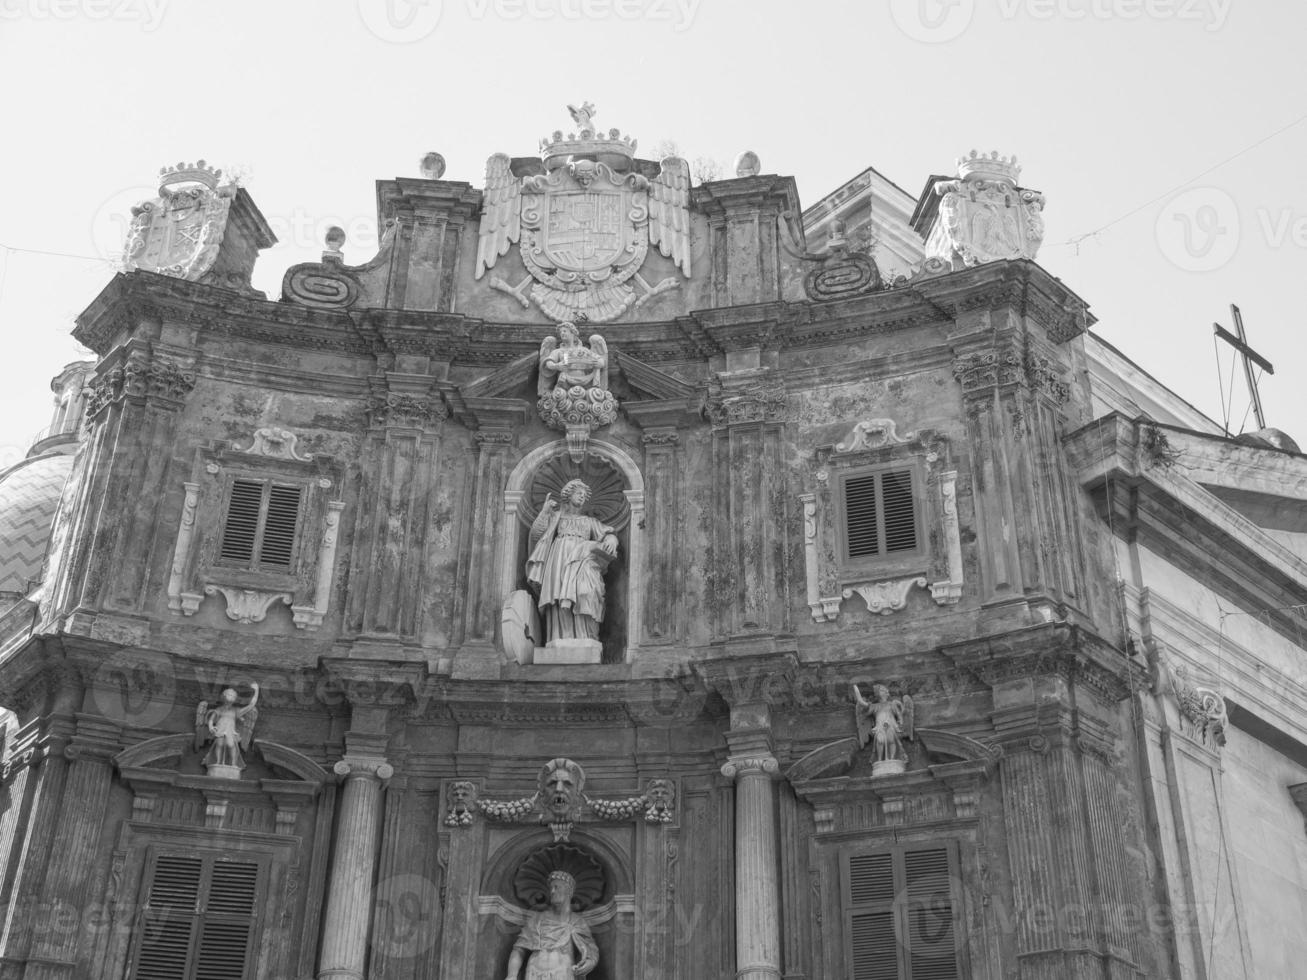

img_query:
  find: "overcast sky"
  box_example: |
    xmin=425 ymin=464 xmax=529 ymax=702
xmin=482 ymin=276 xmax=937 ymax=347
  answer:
xmin=2 ymin=0 xmax=1305 ymax=469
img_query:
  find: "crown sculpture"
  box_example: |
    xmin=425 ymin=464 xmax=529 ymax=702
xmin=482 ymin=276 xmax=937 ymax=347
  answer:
xmin=927 ymin=148 xmax=1046 ymax=268
xmin=122 ymin=159 xmax=237 ymax=282
xmin=477 ymin=103 xmax=692 ymax=324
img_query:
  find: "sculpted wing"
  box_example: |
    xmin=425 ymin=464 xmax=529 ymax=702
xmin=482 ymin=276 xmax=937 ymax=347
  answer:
xmin=237 ymin=705 xmax=258 ymax=750
xmin=475 ymin=153 xmax=521 ymax=279
xmin=852 ymin=684 xmax=872 ymax=748
xmin=649 ymin=156 xmax=692 ymax=278
xmin=194 ymin=702 xmax=209 ymax=751
xmin=537 ymin=335 xmax=558 ymax=398
xmin=588 ymin=333 xmax=608 ymax=390
xmin=901 ymin=694 xmax=914 ymax=742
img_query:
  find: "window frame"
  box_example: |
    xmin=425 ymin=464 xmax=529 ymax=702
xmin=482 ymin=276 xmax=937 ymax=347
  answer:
xmin=127 ymin=847 xmax=268 ymax=980
xmin=840 ymin=840 xmax=965 ymax=980
xmin=833 ymin=459 xmax=928 ymax=581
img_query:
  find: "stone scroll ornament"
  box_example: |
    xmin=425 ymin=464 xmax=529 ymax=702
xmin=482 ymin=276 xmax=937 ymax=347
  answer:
xmin=446 ymin=759 xmax=676 ymax=841
xmin=536 ymin=322 xmax=618 ymax=462
xmin=476 ymin=104 xmax=691 ymax=323
xmin=853 ymin=683 xmax=913 ymax=778
xmin=194 ymin=683 xmax=259 ymax=780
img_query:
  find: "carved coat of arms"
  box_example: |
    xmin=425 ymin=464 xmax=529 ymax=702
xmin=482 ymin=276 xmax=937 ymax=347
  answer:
xmin=475 ymin=105 xmax=691 ymax=323
xmin=932 ymin=150 xmax=1045 ymax=266
xmin=122 ymin=161 xmax=236 ymax=281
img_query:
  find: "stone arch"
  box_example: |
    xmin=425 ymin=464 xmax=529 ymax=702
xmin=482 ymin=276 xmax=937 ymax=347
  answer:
xmin=499 ymin=438 xmax=645 ymax=664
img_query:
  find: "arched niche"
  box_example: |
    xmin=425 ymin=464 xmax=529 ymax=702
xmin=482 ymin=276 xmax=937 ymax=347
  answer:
xmin=500 ymin=439 xmax=645 ymax=664
xmin=476 ymin=829 xmax=635 ymax=980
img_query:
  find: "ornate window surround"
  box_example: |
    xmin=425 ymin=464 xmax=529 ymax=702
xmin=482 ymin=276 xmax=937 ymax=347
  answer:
xmin=166 ymin=433 xmax=345 ymax=630
xmin=802 ymin=419 xmax=964 ymax=622
xmin=499 ymin=437 xmax=645 ymax=664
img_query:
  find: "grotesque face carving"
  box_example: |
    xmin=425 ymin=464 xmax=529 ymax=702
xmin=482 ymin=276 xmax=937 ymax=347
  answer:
xmin=450 ymin=781 xmax=477 ymax=809
xmin=645 ymin=778 xmax=676 ymax=823
xmin=539 ymin=758 xmax=584 ymax=820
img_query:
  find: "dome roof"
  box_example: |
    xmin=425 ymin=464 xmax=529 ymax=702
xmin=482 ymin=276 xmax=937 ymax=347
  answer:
xmin=0 ymin=452 xmax=73 ymax=608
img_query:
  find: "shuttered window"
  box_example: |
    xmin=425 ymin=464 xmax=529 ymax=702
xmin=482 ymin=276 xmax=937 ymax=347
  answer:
xmin=840 ymin=467 xmax=920 ymax=562
xmin=130 ymin=854 xmax=261 ymax=980
xmin=844 ymin=844 xmax=962 ymax=980
xmin=218 ymin=478 xmax=303 ymax=571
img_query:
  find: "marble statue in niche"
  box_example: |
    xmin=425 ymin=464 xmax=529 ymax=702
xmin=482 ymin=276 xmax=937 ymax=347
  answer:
xmin=503 ymin=870 xmax=599 ymax=980
xmin=853 ymin=682 xmax=913 ymax=777
xmin=526 ymin=479 xmax=618 ymax=660
xmin=195 ymin=683 xmax=259 ymax=779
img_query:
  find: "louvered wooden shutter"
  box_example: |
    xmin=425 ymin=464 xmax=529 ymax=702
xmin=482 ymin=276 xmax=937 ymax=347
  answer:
xmin=218 ymin=479 xmax=303 ymax=570
xmin=902 ymin=848 xmax=960 ymax=979
xmin=848 ymin=852 xmax=899 ymax=979
xmin=258 ymin=484 xmax=302 ymax=569
xmin=843 ymin=468 xmax=918 ymax=560
xmin=219 ymin=480 xmax=264 ymax=564
xmin=131 ymin=854 xmax=260 ymax=980
xmin=844 ymin=845 xmax=961 ymax=980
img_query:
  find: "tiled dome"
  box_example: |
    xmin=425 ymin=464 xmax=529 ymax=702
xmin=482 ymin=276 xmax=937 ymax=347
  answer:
xmin=0 ymin=452 xmax=73 ymax=609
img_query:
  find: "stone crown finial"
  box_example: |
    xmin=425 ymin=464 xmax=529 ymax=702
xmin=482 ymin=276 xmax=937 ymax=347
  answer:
xmin=956 ymin=149 xmax=1021 ymax=184
xmin=157 ymin=159 xmax=223 ymax=194
xmin=540 ymin=103 xmax=637 ymax=171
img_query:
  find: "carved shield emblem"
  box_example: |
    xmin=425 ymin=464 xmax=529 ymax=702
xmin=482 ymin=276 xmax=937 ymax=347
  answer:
xmin=123 ymin=184 xmax=234 ymax=281
xmin=542 ymin=189 xmax=630 ymax=273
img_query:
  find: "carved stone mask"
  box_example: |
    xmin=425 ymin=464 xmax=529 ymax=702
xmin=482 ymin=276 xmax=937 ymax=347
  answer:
xmin=450 ymin=781 xmax=477 ymax=809
xmin=648 ymin=779 xmax=675 ymax=809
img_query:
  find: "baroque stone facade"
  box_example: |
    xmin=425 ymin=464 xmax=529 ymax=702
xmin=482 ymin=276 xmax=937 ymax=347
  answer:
xmin=0 ymin=106 xmax=1303 ymax=980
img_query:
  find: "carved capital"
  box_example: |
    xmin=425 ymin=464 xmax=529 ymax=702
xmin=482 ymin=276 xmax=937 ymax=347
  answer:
xmin=721 ymin=756 xmax=780 ymax=779
xmin=333 ymin=758 xmax=394 ymax=781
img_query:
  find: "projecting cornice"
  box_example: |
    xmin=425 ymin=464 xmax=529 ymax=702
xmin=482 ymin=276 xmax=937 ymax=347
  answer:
xmin=1066 ymin=413 xmax=1307 ymax=640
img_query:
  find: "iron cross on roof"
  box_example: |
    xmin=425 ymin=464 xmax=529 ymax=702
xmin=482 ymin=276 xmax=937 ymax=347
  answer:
xmin=1213 ymin=304 xmax=1275 ymax=433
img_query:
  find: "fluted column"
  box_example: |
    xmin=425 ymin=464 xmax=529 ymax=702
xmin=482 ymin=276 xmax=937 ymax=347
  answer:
xmin=721 ymin=755 xmax=782 ymax=980
xmin=317 ymin=758 xmax=394 ymax=980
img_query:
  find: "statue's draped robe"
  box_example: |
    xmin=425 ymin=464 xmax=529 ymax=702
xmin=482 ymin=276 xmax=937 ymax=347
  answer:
xmin=512 ymin=909 xmax=598 ymax=980
xmin=526 ymin=510 xmax=614 ymax=641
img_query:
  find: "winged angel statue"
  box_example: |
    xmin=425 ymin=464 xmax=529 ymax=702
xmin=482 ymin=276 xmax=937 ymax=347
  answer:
xmin=195 ymin=683 xmax=259 ymax=775
xmin=853 ymin=683 xmax=913 ymax=772
xmin=475 ymin=126 xmax=692 ymax=323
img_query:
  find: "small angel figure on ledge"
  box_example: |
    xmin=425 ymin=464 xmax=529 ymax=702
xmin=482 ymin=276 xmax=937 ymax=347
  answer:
xmin=195 ymin=683 xmax=259 ymax=778
xmin=853 ymin=683 xmax=913 ymax=777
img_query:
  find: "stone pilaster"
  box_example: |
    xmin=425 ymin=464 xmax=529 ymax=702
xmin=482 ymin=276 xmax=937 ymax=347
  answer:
xmin=346 ymin=376 xmax=447 ymax=642
xmin=317 ymin=756 xmax=393 ymax=980
xmin=706 ymin=367 xmax=789 ymax=641
xmin=54 ymin=338 xmax=197 ymax=626
xmin=721 ymin=752 xmax=782 ymax=980
xmin=23 ymin=723 xmax=118 ymax=980
xmin=693 ymin=176 xmax=800 ymax=307
xmin=376 ymin=179 xmax=482 ymax=312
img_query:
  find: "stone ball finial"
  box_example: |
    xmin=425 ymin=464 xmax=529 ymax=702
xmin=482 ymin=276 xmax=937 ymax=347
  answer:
xmin=324 ymin=226 xmax=346 ymax=256
xmin=420 ymin=152 xmax=447 ymax=179
xmin=734 ymin=150 xmax=761 ymax=178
